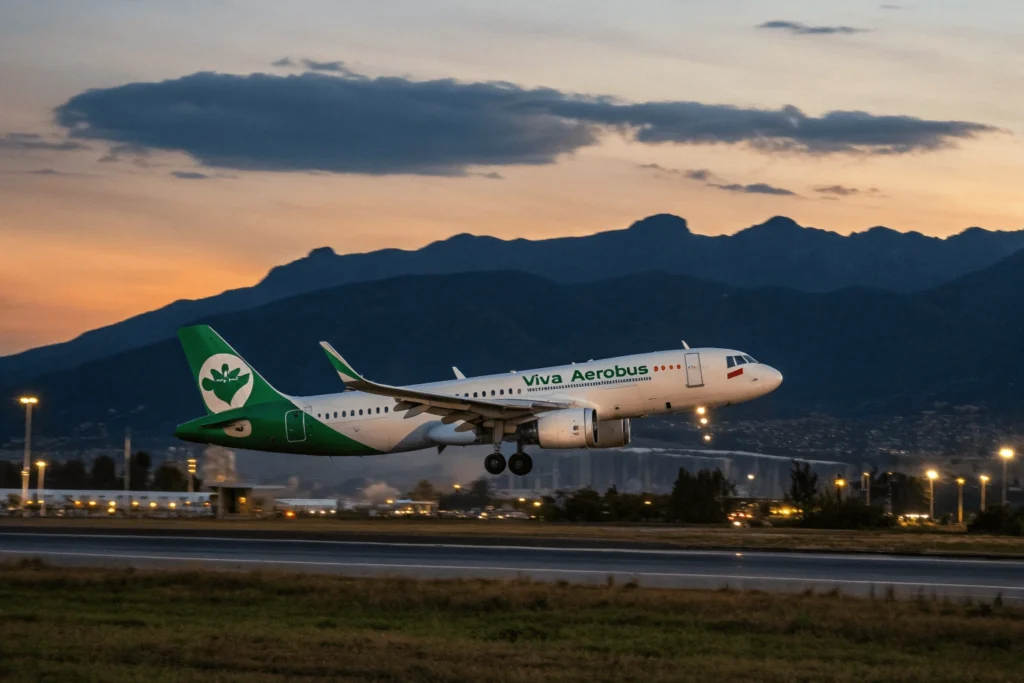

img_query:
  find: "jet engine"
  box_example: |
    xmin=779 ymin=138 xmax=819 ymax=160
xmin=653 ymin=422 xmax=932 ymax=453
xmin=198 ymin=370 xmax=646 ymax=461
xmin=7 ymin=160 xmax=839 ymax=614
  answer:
xmin=518 ymin=408 xmax=598 ymax=449
xmin=592 ymin=418 xmax=631 ymax=448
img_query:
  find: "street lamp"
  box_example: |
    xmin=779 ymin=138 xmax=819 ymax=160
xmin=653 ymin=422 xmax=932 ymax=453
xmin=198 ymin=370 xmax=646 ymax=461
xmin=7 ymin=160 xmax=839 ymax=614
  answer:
xmin=980 ymin=475 xmax=990 ymax=511
xmin=999 ymin=447 xmax=1014 ymax=508
xmin=835 ymin=476 xmax=846 ymax=503
xmin=956 ymin=477 xmax=965 ymax=524
xmin=926 ymin=470 xmax=938 ymax=519
xmin=862 ymin=472 xmax=871 ymax=506
xmin=35 ymin=460 xmax=47 ymax=517
xmin=187 ymin=458 xmax=197 ymax=493
xmin=18 ymin=396 xmax=38 ymax=512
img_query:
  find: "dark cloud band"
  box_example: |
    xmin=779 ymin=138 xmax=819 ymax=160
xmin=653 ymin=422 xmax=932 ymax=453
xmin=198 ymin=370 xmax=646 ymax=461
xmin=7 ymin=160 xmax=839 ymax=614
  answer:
xmin=53 ymin=68 xmax=1000 ymax=176
xmin=758 ymin=20 xmax=869 ymax=35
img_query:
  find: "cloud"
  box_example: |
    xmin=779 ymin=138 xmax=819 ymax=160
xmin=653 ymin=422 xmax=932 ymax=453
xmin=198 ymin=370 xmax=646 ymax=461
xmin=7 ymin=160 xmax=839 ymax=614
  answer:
xmin=169 ymin=170 xmax=211 ymax=180
xmin=757 ymin=20 xmax=870 ymax=35
xmin=638 ymin=163 xmax=798 ymax=196
xmin=709 ymin=182 xmax=797 ymax=196
xmin=470 ymin=171 xmax=504 ymax=180
xmin=299 ymin=59 xmax=362 ymax=77
xmin=814 ymin=185 xmax=883 ymax=197
xmin=271 ymin=57 xmax=295 ymax=67
xmin=0 ymin=132 xmax=88 ymax=152
xmin=53 ymin=69 xmax=1002 ymax=176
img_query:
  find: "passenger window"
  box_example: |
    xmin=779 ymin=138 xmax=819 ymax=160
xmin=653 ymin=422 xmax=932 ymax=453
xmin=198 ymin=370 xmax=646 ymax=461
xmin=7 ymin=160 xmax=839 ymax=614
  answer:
xmin=359 ymin=409 xmax=363 ymax=416
xmin=376 ymin=407 xmax=380 ymax=414
xmin=384 ymin=406 xmax=388 ymax=413
xmin=517 ymin=389 xmax=521 ymax=394
xmin=500 ymin=389 xmax=504 ymax=395
xmin=727 ymin=356 xmax=735 ymax=368
xmin=473 ymin=392 xmax=478 ymax=398
xmin=334 ymin=412 xmax=338 ymax=419
xmin=342 ymin=411 xmax=347 ymax=417
xmin=491 ymin=390 xmax=495 ymax=396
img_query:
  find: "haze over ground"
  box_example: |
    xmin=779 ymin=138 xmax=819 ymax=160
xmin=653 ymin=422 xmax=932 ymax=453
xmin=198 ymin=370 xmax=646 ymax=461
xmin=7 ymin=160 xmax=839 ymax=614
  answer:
xmin=1 ymin=1 xmax=1023 ymax=354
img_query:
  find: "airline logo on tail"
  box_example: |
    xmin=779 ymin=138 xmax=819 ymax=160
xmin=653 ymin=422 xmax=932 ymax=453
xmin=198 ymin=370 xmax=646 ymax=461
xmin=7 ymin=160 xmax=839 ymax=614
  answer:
xmin=199 ymin=353 xmax=253 ymax=412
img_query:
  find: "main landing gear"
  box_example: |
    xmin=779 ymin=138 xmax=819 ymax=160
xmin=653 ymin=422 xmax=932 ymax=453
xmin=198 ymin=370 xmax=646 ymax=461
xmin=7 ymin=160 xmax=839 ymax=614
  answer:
xmin=483 ymin=450 xmax=533 ymax=476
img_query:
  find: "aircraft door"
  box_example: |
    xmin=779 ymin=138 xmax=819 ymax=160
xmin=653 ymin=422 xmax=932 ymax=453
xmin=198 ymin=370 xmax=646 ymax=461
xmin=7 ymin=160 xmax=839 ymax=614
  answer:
xmin=684 ymin=352 xmax=704 ymax=388
xmin=285 ymin=408 xmax=307 ymax=442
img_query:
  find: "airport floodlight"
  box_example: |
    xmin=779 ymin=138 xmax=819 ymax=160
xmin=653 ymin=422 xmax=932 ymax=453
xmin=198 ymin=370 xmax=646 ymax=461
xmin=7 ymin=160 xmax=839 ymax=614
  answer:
xmin=453 ymin=484 xmax=461 ymax=490
xmin=19 ymin=396 xmax=39 ymax=405
xmin=956 ymin=478 xmax=965 ymax=485
xmin=386 ymin=499 xmax=394 ymax=505
xmin=35 ymin=460 xmax=46 ymax=468
xmin=926 ymin=470 xmax=938 ymax=480
xmin=999 ymin=448 xmax=1015 ymax=506
xmin=747 ymin=474 xmax=755 ymax=481
xmin=980 ymin=475 xmax=990 ymax=482
xmin=518 ymin=497 xmax=526 ymax=503
xmin=834 ymin=478 xmax=846 ymax=488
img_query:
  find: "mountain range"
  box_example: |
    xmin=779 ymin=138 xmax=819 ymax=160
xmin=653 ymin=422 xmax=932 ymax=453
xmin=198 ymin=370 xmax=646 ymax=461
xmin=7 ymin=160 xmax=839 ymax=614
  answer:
xmin=3 ymin=213 xmax=1024 ymax=386
xmin=4 ymin=246 xmax=1024 ymax=444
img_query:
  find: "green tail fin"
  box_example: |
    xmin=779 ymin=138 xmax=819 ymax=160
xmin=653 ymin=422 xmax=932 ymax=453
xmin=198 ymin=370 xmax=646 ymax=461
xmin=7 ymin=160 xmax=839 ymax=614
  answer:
xmin=177 ymin=325 xmax=286 ymax=414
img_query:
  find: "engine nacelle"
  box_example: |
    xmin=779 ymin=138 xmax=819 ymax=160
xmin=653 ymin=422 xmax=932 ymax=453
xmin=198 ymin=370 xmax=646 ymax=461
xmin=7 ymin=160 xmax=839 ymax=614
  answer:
xmin=522 ymin=408 xmax=599 ymax=449
xmin=592 ymin=418 xmax=631 ymax=448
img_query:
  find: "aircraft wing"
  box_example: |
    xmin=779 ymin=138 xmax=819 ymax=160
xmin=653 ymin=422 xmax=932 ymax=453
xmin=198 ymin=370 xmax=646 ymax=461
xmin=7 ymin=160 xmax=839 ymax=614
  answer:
xmin=319 ymin=342 xmax=568 ymax=427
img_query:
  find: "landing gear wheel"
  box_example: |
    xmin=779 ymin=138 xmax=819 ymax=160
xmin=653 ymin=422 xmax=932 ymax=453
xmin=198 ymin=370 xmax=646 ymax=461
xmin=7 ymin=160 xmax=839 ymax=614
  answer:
xmin=508 ymin=452 xmax=533 ymax=476
xmin=484 ymin=452 xmax=507 ymax=475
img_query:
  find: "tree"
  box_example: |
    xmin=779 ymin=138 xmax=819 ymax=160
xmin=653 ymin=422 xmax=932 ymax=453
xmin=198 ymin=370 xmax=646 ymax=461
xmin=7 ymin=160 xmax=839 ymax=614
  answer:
xmin=151 ymin=463 xmax=189 ymax=491
xmin=128 ymin=451 xmax=152 ymax=490
xmin=438 ymin=478 xmax=491 ymax=511
xmin=407 ymin=479 xmax=439 ymax=501
xmin=788 ymin=460 xmax=819 ymax=519
xmin=668 ymin=467 xmax=734 ymax=523
xmin=90 ymin=455 xmax=119 ymax=489
xmin=50 ymin=460 xmax=88 ymax=489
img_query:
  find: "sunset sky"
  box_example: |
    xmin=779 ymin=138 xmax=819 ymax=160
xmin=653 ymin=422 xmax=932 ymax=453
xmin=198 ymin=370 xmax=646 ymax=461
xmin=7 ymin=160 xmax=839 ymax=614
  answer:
xmin=1 ymin=0 xmax=1022 ymax=355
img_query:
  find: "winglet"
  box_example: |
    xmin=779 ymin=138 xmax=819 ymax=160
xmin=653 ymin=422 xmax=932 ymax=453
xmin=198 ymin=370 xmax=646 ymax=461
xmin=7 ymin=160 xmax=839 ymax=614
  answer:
xmin=319 ymin=342 xmax=364 ymax=387
xmin=452 ymin=366 xmax=465 ymax=380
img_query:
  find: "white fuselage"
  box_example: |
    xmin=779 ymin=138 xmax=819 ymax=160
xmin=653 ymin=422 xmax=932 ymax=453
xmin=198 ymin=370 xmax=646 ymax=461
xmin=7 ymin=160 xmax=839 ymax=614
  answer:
xmin=285 ymin=347 xmax=782 ymax=454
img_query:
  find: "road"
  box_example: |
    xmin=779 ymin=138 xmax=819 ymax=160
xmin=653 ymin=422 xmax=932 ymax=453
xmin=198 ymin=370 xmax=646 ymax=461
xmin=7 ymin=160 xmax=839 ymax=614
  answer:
xmin=2 ymin=530 xmax=1023 ymax=601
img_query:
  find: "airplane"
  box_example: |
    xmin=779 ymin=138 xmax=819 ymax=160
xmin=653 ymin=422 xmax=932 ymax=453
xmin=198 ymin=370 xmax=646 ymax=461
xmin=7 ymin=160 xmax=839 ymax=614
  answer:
xmin=173 ymin=325 xmax=782 ymax=476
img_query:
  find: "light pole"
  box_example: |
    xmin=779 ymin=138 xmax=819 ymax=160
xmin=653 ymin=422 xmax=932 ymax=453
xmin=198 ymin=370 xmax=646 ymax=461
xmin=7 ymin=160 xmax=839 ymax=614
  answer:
xmin=36 ymin=460 xmax=47 ymax=516
xmin=980 ymin=475 xmax=990 ymax=511
xmin=18 ymin=396 xmax=38 ymax=511
xmin=187 ymin=458 xmax=197 ymax=493
xmin=926 ymin=470 xmax=938 ymax=520
xmin=956 ymin=477 xmax=965 ymax=524
xmin=863 ymin=472 xmax=871 ymax=506
xmin=999 ymin=447 xmax=1014 ymax=508
xmin=835 ymin=476 xmax=846 ymax=503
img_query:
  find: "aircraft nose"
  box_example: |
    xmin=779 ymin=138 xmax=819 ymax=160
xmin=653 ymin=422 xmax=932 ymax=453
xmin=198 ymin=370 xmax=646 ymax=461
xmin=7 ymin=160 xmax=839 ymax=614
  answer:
xmin=762 ymin=365 xmax=783 ymax=392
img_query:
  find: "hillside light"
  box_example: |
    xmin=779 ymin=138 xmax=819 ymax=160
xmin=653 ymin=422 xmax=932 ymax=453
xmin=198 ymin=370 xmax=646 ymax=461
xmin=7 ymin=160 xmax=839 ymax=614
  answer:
xmin=533 ymin=501 xmax=542 ymax=507
xmin=956 ymin=478 xmax=965 ymax=524
xmin=703 ymin=434 xmax=712 ymax=443
xmin=926 ymin=470 xmax=939 ymax=519
xmin=35 ymin=460 xmax=47 ymax=516
xmin=999 ymin=447 xmax=1014 ymax=507
xmin=518 ymin=497 xmax=526 ymax=503
xmin=696 ymin=406 xmax=706 ymax=416
xmin=747 ymin=474 xmax=755 ymax=481
xmin=18 ymin=396 xmax=38 ymax=512
xmin=700 ymin=417 xmax=708 ymax=426
xmin=644 ymin=500 xmax=652 ymax=505
xmin=453 ymin=484 xmax=461 ymax=490
xmin=980 ymin=474 xmax=990 ymax=511
xmin=386 ymin=499 xmax=394 ymax=505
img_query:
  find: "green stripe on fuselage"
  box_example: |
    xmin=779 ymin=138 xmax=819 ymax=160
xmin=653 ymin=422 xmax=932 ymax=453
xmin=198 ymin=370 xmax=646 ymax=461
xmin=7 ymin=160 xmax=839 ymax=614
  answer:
xmin=174 ymin=400 xmax=381 ymax=456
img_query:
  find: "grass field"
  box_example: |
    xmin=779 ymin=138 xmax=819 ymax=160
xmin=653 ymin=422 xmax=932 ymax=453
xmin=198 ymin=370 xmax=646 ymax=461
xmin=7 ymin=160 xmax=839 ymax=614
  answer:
xmin=0 ymin=561 xmax=1022 ymax=683
xmin=4 ymin=516 xmax=1024 ymax=557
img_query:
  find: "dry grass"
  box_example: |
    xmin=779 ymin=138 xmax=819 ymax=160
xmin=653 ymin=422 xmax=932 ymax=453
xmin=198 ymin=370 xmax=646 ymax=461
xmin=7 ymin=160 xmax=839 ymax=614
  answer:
xmin=4 ymin=516 xmax=1024 ymax=557
xmin=0 ymin=561 xmax=1022 ymax=682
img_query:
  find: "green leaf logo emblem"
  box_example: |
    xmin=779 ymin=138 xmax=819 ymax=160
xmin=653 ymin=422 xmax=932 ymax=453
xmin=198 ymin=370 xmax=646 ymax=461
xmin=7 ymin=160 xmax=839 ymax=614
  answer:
xmin=201 ymin=362 xmax=251 ymax=405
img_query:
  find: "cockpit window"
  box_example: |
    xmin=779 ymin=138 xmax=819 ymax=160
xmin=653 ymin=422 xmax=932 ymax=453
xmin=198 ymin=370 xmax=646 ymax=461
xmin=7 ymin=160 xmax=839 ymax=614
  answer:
xmin=727 ymin=356 xmax=736 ymax=368
xmin=736 ymin=356 xmax=747 ymax=366
xmin=743 ymin=355 xmax=757 ymax=364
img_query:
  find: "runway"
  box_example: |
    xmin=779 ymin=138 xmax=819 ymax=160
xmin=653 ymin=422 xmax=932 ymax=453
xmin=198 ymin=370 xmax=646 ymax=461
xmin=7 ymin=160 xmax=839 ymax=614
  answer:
xmin=2 ymin=530 xmax=1023 ymax=601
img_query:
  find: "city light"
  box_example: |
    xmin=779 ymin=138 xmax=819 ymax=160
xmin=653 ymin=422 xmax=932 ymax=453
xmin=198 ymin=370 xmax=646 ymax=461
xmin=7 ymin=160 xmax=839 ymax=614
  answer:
xmin=644 ymin=500 xmax=652 ymax=505
xmin=926 ymin=470 xmax=938 ymax=480
xmin=835 ymin=478 xmax=846 ymax=488
xmin=956 ymin=477 xmax=965 ymax=485
xmin=453 ymin=484 xmax=461 ymax=490
xmin=35 ymin=460 xmax=46 ymax=468
xmin=696 ymin=406 xmax=706 ymax=416
xmin=699 ymin=417 xmax=708 ymax=425
xmin=703 ymin=434 xmax=712 ymax=442
xmin=18 ymin=396 xmax=39 ymax=405
xmin=533 ymin=501 xmax=542 ymax=507
xmin=747 ymin=474 xmax=755 ymax=481
xmin=980 ymin=475 xmax=990 ymax=482
xmin=386 ymin=499 xmax=394 ymax=505
xmin=518 ymin=497 xmax=526 ymax=503
xmin=999 ymin=447 xmax=1015 ymax=460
